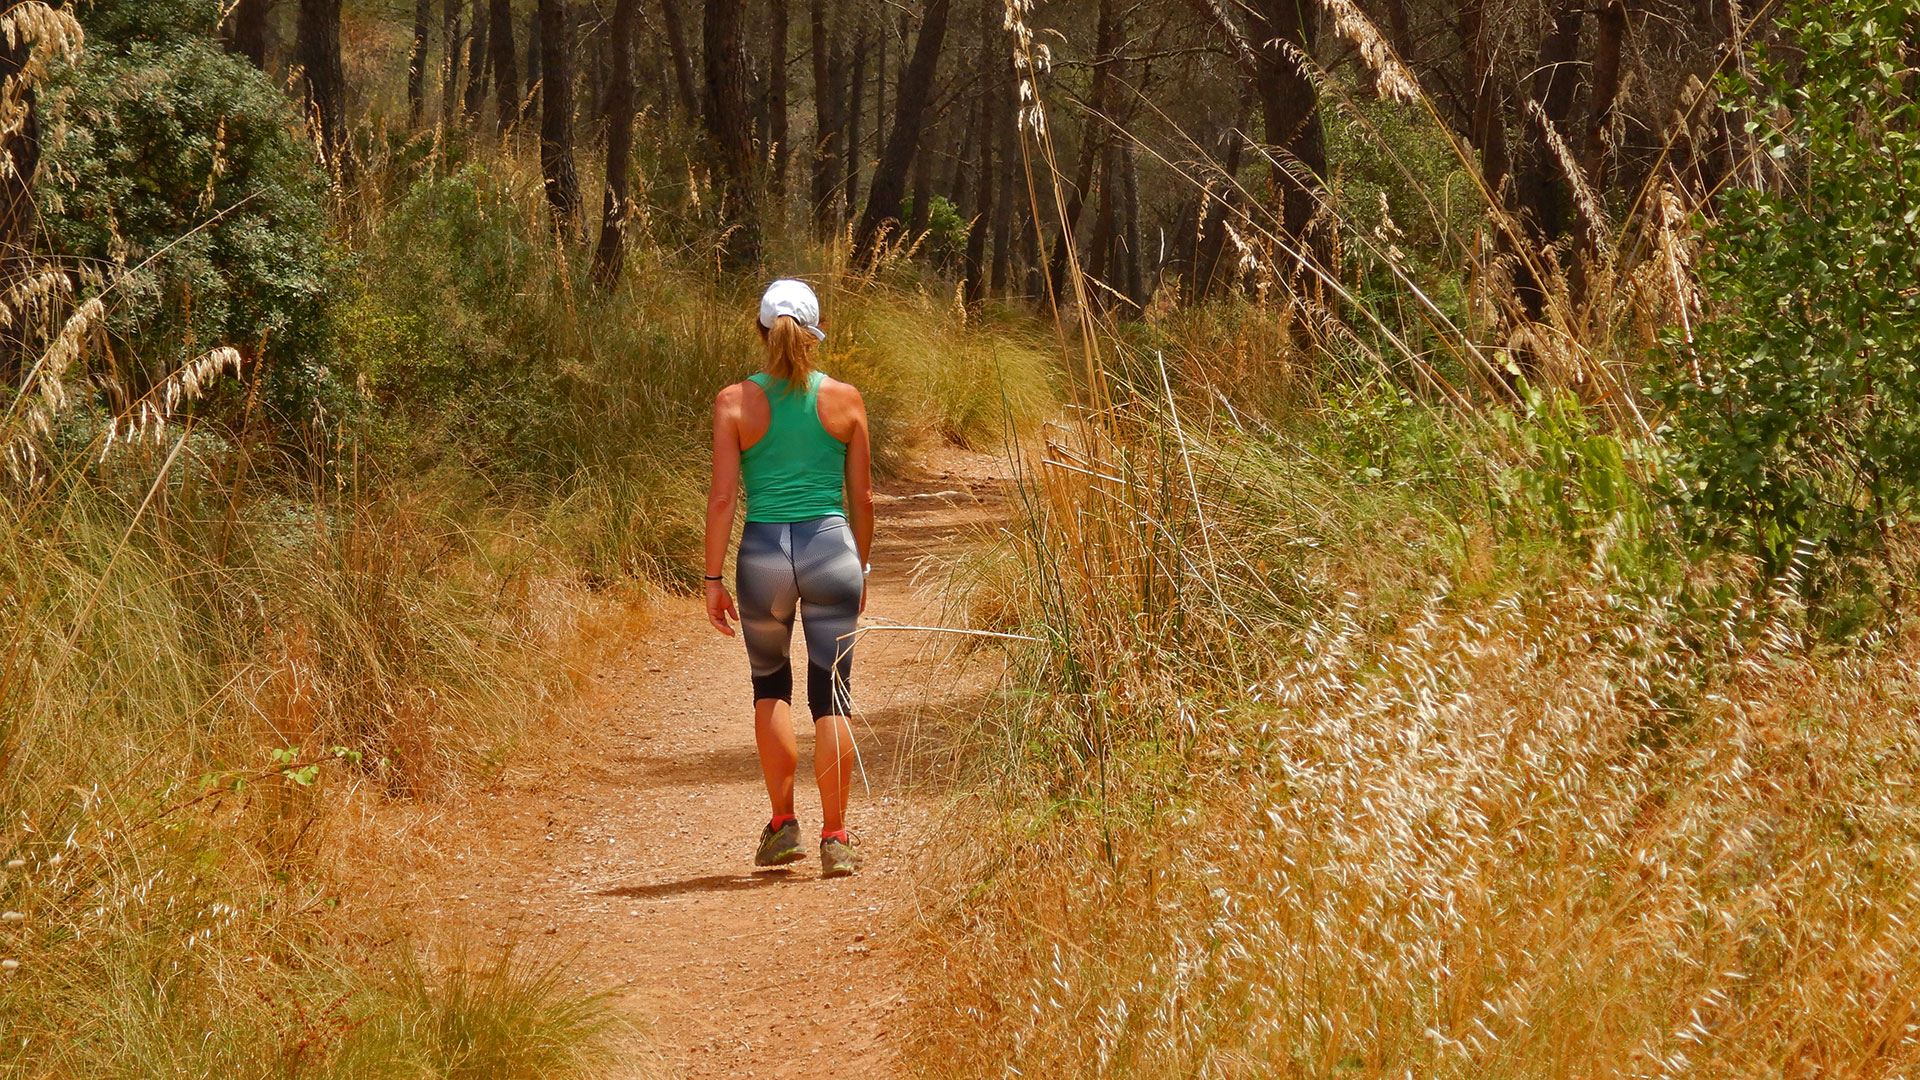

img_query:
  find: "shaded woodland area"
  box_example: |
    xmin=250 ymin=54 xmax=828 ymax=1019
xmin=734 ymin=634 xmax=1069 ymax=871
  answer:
xmin=214 ymin=0 xmax=1772 ymax=322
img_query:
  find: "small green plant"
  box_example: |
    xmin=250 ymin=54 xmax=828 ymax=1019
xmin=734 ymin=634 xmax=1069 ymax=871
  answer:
xmin=900 ymin=193 xmax=970 ymax=263
xmin=1653 ymin=0 xmax=1920 ymax=580
xmin=1492 ymin=383 xmax=1655 ymax=557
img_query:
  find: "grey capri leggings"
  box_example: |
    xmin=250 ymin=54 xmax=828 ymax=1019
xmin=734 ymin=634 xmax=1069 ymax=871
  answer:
xmin=736 ymin=515 xmax=863 ymax=718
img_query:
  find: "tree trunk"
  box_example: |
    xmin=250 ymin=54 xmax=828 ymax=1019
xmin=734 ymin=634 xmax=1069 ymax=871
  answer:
xmin=662 ymin=0 xmax=701 ymax=118
xmin=1120 ymin=135 xmax=1144 ymax=305
xmin=1250 ymin=0 xmax=1325 ymax=269
xmin=539 ymin=0 xmax=582 ymax=230
xmin=1192 ymin=96 xmax=1252 ymax=299
xmin=584 ymin=18 xmax=605 ymax=132
xmin=852 ymin=0 xmax=951 ymax=266
xmin=1458 ymin=0 xmax=1511 ymax=192
xmin=490 ymin=0 xmax=519 ymax=133
xmin=1517 ymin=8 xmax=1582 ymax=245
xmin=407 ymin=0 xmax=432 ymax=123
xmin=704 ymin=0 xmax=761 ymax=265
xmin=296 ymin=0 xmax=353 ymax=184
xmin=810 ymin=0 xmax=844 ymax=238
xmin=225 ymin=0 xmax=272 ymax=68
xmin=1088 ymin=138 xmax=1116 ymax=294
xmin=464 ymin=0 xmax=490 ymax=122
xmin=990 ymin=55 xmax=1018 ymax=295
xmin=769 ymin=0 xmax=790 ymax=200
xmin=946 ymin=92 xmax=973 ymax=207
xmin=907 ymin=115 xmax=933 ymax=241
xmin=1048 ymin=0 xmax=1118 ymax=296
xmin=1181 ymin=0 xmax=1326 ymax=274
xmin=442 ymin=0 xmax=464 ymax=128
xmin=961 ymin=31 xmax=996 ymax=306
xmin=842 ymin=30 xmax=868 ymax=228
xmin=526 ymin=2 xmax=541 ymax=112
xmin=593 ymin=0 xmax=639 ymax=285
xmin=1585 ymin=0 xmax=1626 ymax=192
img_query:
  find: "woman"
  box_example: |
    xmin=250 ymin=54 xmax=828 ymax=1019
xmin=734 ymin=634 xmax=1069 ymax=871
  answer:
xmin=703 ymin=279 xmax=873 ymax=879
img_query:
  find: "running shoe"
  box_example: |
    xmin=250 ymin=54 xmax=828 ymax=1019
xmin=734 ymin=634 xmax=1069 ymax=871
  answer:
xmin=755 ymin=818 xmax=804 ymax=867
xmin=820 ymin=833 xmax=861 ymax=878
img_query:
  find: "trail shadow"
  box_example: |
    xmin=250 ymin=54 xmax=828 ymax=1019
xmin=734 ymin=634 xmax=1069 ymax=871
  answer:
xmin=597 ymin=870 xmax=797 ymax=900
xmin=604 ymin=742 xmax=765 ymax=788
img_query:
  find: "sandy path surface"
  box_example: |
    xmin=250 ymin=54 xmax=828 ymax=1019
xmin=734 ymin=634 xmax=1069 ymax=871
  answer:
xmin=418 ymin=450 xmax=1006 ymax=1078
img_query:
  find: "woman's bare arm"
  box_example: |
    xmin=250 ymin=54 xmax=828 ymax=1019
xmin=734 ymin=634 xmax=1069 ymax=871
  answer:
xmin=704 ymin=386 xmax=743 ymax=635
xmin=842 ymin=388 xmax=874 ymax=609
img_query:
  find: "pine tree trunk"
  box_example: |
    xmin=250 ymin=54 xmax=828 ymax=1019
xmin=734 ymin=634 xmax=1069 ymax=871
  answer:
xmin=990 ymin=59 xmax=1018 ymax=295
xmin=538 ymin=0 xmax=582 ymax=230
xmin=1192 ymin=96 xmax=1251 ymax=299
xmin=842 ymin=30 xmax=868 ymax=228
xmin=769 ymin=0 xmax=790 ymax=200
xmin=296 ymin=0 xmax=353 ymax=184
xmin=1088 ymin=142 xmax=1116 ymax=295
xmin=852 ymin=0 xmax=951 ymax=266
xmin=1586 ymin=0 xmax=1626 ymax=191
xmin=1047 ymin=0 xmax=1118 ymax=296
xmin=1250 ymin=0 xmax=1325 ymax=268
xmin=1517 ymin=8 xmax=1582 ymax=245
xmin=810 ymin=0 xmax=844 ymax=238
xmin=525 ymin=4 xmax=541 ymax=114
xmin=662 ymin=0 xmax=700 ymax=117
xmin=1120 ymin=136 xmax=1144 ymax=305
xmin=907 ymin=121 xmax=933 ymax=239
xmin=1459 ymin=0 xmax=1511 ymax=193
xmin=225 ymin=0 xmax=271 ymax=68
xmin=441 ymin=0 xmax=463 ymax=127
xmin=490 ymin=0 xmax=518 ymax=133
xmin=704 ymin=0 xmax=762 ymax=265
xmin=407 ymin=0 xmax=432 ymax=123
xmin=961 ymin=30 xmax=996 ymax=306
xmin=593 ymin=0 xmax=639 ymax=285
xmin=464 ymin=0 xmax=489 ymax=122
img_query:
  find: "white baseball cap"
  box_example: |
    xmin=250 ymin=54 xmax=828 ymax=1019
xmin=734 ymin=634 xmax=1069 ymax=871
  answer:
xmin=758 ymin=278 xmax=827 ymax=341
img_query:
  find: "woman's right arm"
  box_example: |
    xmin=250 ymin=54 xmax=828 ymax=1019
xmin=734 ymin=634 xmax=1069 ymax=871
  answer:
xmin=704 ymin=386 xmax=742 ymax=635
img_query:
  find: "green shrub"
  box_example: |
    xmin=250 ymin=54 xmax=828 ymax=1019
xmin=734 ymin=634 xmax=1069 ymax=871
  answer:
xmin=1653 ymin=0 xmax=1920 ymax=579
xmin=900 ymin=193 xmax=970 ymax=263
xmin=38 ymin=36 xmax=342 ymax=422
xmin=73 ymin=0 xmax=221 ymax=50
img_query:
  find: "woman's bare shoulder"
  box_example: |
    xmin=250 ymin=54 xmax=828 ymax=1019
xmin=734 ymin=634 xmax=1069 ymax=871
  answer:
xmin=817 ymin=376 xmax=865 ymax=407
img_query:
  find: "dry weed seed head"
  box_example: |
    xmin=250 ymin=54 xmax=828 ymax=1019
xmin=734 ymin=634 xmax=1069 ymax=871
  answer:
xmin=1320 ymin=0 xmax=1421 ymax=104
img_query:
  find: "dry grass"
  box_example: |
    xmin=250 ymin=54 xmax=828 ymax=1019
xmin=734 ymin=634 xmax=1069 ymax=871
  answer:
xmin=908 ymin=391 xmax=1920 ymax=1077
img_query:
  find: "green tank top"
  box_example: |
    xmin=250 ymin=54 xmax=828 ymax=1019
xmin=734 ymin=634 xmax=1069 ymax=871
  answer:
xmin=740 ymin=370 xmax=849 ymax=523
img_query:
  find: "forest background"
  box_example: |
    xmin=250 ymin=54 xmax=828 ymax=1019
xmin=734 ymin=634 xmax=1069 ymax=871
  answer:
xmin=2 ymin=0 xmax=1920 ymax=1075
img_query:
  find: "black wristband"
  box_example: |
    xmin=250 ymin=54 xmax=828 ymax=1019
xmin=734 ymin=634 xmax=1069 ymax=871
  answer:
xmin=703 ymin=574 xmax=723 ymax=581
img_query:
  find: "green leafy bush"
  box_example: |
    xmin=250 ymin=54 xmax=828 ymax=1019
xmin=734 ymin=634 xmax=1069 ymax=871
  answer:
xmin=1653 ymin=0 xmax=1920 ymax=577
xmin=901 ymin=193 xmax=970 ymax=263
xmin=74 ymin=0 xmax=221 ymax=50
xmin=38 ymin=36 xmax=341 ymax=421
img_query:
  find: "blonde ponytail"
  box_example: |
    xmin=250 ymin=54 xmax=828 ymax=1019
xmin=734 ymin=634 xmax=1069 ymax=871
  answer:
xmin=763 ymin=314 xmax=816 ymax=388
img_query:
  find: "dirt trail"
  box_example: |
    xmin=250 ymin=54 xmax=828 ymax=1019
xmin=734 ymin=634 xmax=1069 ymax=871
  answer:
xmin=420 ymin=448 xmax=1006 ymax=1079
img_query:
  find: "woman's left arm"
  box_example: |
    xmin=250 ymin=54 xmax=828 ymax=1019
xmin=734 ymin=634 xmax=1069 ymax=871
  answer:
xmin=842 ymin=389 xmax=874 ymax=612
